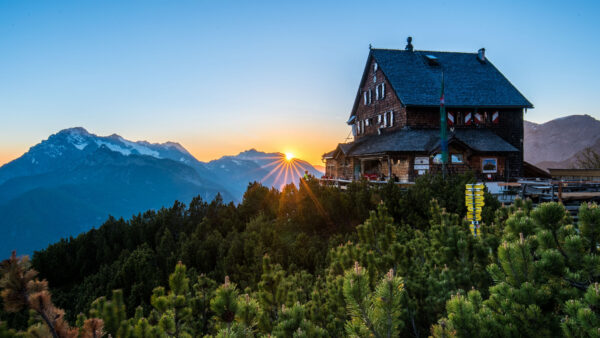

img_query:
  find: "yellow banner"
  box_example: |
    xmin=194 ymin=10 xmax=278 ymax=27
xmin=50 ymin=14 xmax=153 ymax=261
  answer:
xmin=465 ymin=201 xmax=485 ymax=207
xmin=467 ymin=206 xmax=482 ymax=212
xmin=467 ymin=212 xmax=482 ymax=221
xmin=466 ymin=183 xmax=485 ymax=189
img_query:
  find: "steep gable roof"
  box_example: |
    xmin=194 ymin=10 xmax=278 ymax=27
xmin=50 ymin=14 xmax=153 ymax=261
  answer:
xmin=350 ymin=48 xmax=533 ymax=118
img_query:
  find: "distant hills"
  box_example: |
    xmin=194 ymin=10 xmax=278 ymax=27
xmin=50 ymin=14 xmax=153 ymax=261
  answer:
xmin=524 ymin=114 xmax=600 ymax=170
xmin=0 ymin=127 xmax=322 ymax=254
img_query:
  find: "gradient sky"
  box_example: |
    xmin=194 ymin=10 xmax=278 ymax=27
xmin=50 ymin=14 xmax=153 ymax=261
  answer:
xmin=1 ymin=0 xmax=599 ymax=166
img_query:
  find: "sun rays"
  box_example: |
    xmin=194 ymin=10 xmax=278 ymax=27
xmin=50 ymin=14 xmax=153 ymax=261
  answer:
xmin=257 ymin=152 xmax=307 ymax=190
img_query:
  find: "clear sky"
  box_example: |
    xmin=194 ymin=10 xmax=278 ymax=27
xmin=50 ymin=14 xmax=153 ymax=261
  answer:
xmin=1 ymin=0 xmax=599 ymax=166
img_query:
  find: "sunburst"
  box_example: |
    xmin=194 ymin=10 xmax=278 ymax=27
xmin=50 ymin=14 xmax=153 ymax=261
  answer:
xmin=258 ymin=152 xmax=306 ymax=190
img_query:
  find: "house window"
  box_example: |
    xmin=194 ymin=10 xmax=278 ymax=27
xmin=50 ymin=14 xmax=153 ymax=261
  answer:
xmin=433 ymin=153 xmax=457 ymax=164
xmin=363 ymin=90 xmax=373 ymax=105
xmin=365 ymin=119 xmax=370 ymax=127
xmin=375 ymin=83 xmax=385 ymax=100
xmin=451 ymin=154 xmax=464 ymax=163
xmin=381 ymin=111 xmax=393 ymax=127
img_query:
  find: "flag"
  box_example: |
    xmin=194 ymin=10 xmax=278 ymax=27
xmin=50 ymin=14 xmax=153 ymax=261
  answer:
xmin=474 ymin=113 xmax=483 ymax=125
xmin=465 ymin=112 xmax=472 ymax=125
xmin=447 ymin=112 xmax=455 ymax=126
xmin=440 ymin=73 xmax=448 ymax=165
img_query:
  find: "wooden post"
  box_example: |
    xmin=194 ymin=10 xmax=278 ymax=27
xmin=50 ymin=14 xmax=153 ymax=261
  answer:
xmin=558 ymin=181 xmax=563 ymax=203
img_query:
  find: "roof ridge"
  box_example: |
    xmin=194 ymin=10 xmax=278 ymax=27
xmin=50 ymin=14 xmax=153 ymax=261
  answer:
xmin=371 ymin=48 xmax=477 ymax=55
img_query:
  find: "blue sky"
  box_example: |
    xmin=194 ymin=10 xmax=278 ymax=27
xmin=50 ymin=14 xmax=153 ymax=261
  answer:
xmin=1 ymin=0 xmax=599 ymax=165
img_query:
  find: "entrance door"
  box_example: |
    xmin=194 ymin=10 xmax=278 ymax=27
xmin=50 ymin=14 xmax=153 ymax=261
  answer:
xmin=354 ymin=163 xmax=361 ymax=180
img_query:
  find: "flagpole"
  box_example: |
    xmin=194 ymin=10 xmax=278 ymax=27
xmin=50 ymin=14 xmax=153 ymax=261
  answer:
xmin=440 ymin=72 xmax=448 ymax=179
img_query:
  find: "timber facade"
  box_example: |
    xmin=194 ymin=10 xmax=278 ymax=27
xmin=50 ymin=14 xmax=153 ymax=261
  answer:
xmin=323 ymin=39 xmax=533 ymax=182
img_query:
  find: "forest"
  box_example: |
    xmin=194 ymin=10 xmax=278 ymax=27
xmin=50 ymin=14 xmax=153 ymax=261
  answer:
xmin=1 ymin=174 xmax=599 ymax=337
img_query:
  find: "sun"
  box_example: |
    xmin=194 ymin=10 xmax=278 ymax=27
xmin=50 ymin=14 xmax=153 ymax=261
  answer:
xmin=285 ymin=152 xmax=295 ymax=161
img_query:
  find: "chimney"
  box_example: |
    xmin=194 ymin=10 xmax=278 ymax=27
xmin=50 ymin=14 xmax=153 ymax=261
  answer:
xmin=405 ymin=36 xmax=414 ymax=52
xmin=477 ymin=48 xmax=486 ymax=62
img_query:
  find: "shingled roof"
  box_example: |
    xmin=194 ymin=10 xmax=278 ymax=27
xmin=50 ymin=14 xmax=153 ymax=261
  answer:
xmin=351 ymin=48 xmax=532 ymax=116
xmin=326 ymin=128 xmax=518 ymax=158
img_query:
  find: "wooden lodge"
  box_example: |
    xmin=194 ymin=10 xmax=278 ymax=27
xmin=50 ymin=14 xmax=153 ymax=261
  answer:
xmin=323 ymin=38 xmax=533 ymax=183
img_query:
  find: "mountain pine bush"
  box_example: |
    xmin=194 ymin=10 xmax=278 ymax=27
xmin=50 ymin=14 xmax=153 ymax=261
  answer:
xmin=1 ymin=176 xmax=598 ymax=337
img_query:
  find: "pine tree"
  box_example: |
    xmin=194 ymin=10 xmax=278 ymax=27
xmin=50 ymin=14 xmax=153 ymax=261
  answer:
xmin=271 ymin=302 xmax=326 ymax=337
xmin=210 ymin=276 xmax=240 ymax=336
xmin=256 ymin=254 xmax=287 ymax=332
xmin=89 ymin=289 xmax=126 ymax=336
xmin=189 ymin=274 xmax=217 ymax=334
xmin=433 ymin=202 xmax=600 ymax=337
xmin=0 ymin=252 xmax=104 ymax=338
xmin=342 ymin=262 xmax=405 ymax=337
xmin=149 ymin=262 xmax=193 ymax=337
xmin=562 ymin=283 xmax=600 ymax=337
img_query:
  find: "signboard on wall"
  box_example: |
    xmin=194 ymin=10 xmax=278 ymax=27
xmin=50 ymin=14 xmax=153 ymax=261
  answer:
xmin=482 ymin=158 xmax=498 ymax=173
xmin=414 ymin=157 xmax=429 ymax=170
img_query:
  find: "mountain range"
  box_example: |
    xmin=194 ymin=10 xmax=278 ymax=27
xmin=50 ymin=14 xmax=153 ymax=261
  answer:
xmin=0 ymin=127 xmax=322 ymax=254
xmin=524 ymin=114 xmax=600 ymax=170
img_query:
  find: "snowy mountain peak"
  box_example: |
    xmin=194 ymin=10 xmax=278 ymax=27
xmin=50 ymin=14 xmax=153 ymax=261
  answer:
xmin=163 ymin=142 xmax=191 ymax=155
xmin=58 ymin=127 xmax=90 ymax=135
